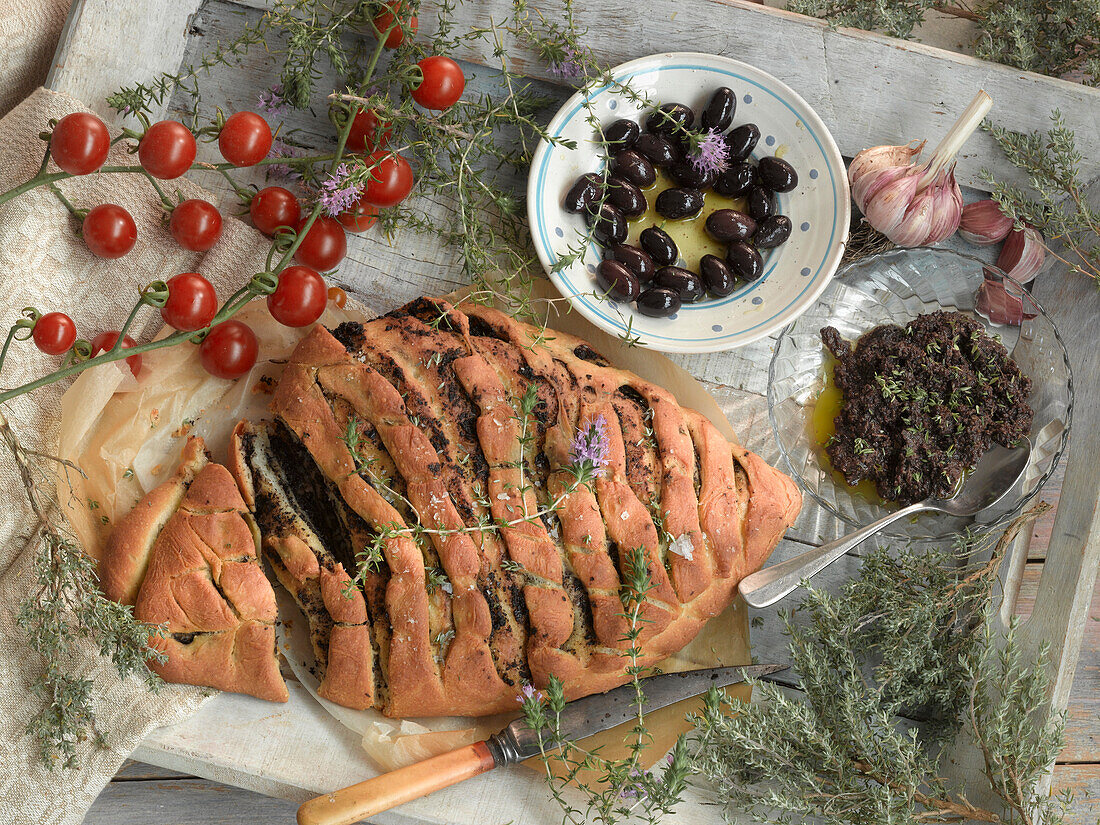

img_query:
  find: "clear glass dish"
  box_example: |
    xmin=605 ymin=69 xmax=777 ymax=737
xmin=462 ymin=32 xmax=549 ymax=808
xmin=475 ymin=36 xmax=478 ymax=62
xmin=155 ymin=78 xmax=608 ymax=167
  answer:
xmin=767 ymin=246 xmax=1072 ymax=539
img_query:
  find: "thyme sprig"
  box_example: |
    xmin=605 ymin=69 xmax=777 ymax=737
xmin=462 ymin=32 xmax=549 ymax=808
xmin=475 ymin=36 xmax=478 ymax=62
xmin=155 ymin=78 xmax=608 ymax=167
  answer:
xmin=981 ymin=110 xmax=1100 ymax=284
xmin=689 ymin=505 xmax=1069 ymax=825
xmin=786 ymin=0 xmax=1100 ymax=85
xmin=2 ymin=413 xmax=166 ymax=767
xmin=521 ymin=545 xmax=690 ymax=825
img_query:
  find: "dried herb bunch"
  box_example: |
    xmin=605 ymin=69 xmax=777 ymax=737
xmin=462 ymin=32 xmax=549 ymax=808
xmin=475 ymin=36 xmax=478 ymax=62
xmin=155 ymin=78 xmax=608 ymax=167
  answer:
xmin=786 ymin=0 xmax=1100 ymax=85
xmin=2 ymin=414 xmax=165 ymax=767
xmin=689 ymin=507 xmax=1070 ymax=825
xmin=982 ymin=111 xmax=1100 ymax=284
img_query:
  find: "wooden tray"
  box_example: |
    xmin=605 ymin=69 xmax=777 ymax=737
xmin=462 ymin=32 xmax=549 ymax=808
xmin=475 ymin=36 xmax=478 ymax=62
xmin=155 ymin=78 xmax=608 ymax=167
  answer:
xmin=49 ymin=0 xmax=1100 ymax=821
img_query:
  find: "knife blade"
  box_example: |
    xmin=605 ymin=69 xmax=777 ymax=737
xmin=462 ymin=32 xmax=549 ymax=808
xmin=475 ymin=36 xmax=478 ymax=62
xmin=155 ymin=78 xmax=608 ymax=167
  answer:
xmin=297 ymin=663 xmax=787 ymax=825
xmin=486 ymin=663 xmax=787 ymax=765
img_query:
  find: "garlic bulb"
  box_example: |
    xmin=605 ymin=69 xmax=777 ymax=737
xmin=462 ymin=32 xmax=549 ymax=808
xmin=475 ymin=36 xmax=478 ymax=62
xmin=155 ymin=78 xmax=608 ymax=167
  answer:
xmin=848 ymin=90 xmax=993 ymax=247
xmin=958 ymin=199 xmax=1014 ymax=245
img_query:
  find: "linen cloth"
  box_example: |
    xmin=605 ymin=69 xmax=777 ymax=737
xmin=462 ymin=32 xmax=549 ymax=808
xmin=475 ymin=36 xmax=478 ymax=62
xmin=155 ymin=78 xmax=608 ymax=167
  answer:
xmin=0 ymin=86 xmax=271 ymax=823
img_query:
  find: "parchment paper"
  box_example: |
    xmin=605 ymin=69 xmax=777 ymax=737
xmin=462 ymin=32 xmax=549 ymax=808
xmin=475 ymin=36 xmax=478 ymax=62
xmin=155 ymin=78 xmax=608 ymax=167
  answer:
xmin=58 ymin=285 xmax=753 ymax=774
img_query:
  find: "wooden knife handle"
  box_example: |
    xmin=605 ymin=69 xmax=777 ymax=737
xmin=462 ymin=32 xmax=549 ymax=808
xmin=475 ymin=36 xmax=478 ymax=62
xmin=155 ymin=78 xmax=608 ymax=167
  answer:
xmin=297 ymin=740 xmax=497 ymax=825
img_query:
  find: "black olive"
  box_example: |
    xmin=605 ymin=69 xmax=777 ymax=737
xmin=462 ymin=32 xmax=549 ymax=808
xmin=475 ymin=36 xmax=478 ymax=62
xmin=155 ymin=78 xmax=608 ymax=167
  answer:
xmin=633 ymin=133 xmax=679 ymax=168
xmin=668 ymin=159 xmax=717 ymax=189
xmin=644 ymin=103 xmax=694 ymax=135
xmin=754 ymin=215 xmax=793 ymax=249
xmin=586 ymin=202 xmax=628 ymax=245
xmin=757 ymin=156 xmax=799 ymax=192
xmin=604 ymin=119 xmax=641 ymax=151
xmin=725 ymin=123 xmax=760 ymax=161
xmin=726 ymin=240 xmax=764 ymax=281
xmin=605 ymin=175 xmax=647 ymax=217
xmin=699 ymin=254 xmax=738 ymax=297
xmin=640 ymin=226 xmax=678 ymax=266
xmin=704 ymin=209 xmax=757 ymax=242
xmin=747 ymin=185 xmax=775 ymax=221
xmin=596 ymin=259 xmax=641 ymax=302
xmin=637 ymin=287 xmax=681 ymax=317
xmin=610 ymin=149 xmax=657 ymax=188
xmin=655 ymin=187 xmax=705 ymax=220
xmin=713 ymin=161 xmax=754 ymax=198
xmin=655 ymin=266 xmax=705 ymax=302
xmin=701 ymin=87 xmax=736 ymax=132
xmin=609 ymin=244 xmax=655 ymax=283
xmin=563 ymin=172 xmax=603 ymax=214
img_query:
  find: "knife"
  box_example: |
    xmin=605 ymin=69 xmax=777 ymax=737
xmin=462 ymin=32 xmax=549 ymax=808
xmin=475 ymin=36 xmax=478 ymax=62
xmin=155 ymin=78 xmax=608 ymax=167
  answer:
xmin=296 ymin=663 xmax=787 ymax=825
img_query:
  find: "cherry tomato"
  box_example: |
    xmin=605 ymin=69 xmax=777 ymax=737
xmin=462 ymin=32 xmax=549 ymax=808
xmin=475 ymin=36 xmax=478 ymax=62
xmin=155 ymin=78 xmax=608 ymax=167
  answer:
xmin=293 ymin=216 xmax=347 ymax=271
xmin=250 ymin=186 xmax=301 ymax=236
xmin=200 ymin=320 xmax=258 ymax=379
xmin=138 ymin=121 xmax=197 ymax=180
xmin=161 ymin=273 xmax=218 ymax=332
xmin=373 ymin=2 xmax=417 ymax=48
xmin=347 ymin=108 xmax=392 ymax=152
xmin=337 ymin=200 xmax=378 ymax=233
xmin=91 ymin=330 xmax=141 ymax=377
xmin=218 ymin=112 xmax=273 ymax=167
xmin=51 ymin=112 xmax=110 ymax=175
xmin=169 ymin=199 xmax=223 ymax=252
xmin=32 ymin=312 xmax=77 ymax=355
xmin=82 ymin=204 xmax=137 ymax=259
xmin=411 ymin=56 xmax=465 ymax=110
xmin=363 ymin=150 xmax=414 ymax=207
xmin=268 ymin=265 xmax=327 ymax=328
xmin=327 ymin=286 xmax=348 ymax=308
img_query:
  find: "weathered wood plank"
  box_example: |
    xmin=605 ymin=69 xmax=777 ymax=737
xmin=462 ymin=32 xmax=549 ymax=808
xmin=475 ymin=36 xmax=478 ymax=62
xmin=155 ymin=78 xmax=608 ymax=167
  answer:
xmin=397 ymin=0 xmax=1100 ymax=190
xmin=46 ymin=0 xmax=204 ymax=122
xmin=112 ymin=760 xmax=194 ymax=782
xmin=86 ymin=777 xmax=299 ymax=824
xmin=1051 ymin=765 xmax=1100 ymax=825
xmin=1016 ymin=563 xmax=1100 ymax=764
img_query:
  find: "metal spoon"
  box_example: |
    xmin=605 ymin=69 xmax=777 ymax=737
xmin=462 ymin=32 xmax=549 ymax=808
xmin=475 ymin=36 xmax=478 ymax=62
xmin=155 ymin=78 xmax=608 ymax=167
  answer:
xmin=738 ymin=441 xmax=1032 ymax=609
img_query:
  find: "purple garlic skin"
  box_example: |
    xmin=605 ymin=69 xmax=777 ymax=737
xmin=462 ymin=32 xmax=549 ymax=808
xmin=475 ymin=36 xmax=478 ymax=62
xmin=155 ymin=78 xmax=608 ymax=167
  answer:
xmin=959 ymin=199 xmax=1014 ymax=245
xmin=996 ymin=225 xmax=1045 ymax=285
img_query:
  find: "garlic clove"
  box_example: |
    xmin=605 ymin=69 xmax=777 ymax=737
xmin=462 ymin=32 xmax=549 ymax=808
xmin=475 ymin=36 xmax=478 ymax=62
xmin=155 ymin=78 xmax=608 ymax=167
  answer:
xmin=848 ymin=140 xmax=925 ymax=207
xmin=995 ymin=225 xmax=1045 ymax=284
xmin=852 ymin=164 xmax=911 ymax=214
xmin=862 ymin=169 xmax=922 ymax=237
xmin=886 ymin=187 xmax=934 ymax=247
xmin=958 ymin=199 xmax=1014 ymax=245
xmin=922 ymin=167 xmax=962 ymax=245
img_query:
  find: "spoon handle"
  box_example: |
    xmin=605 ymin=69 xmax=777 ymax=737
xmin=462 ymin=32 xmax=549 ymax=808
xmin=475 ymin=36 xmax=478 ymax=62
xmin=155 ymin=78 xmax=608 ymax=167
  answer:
xmin=738 ymin=503 xmax=926 ymax=608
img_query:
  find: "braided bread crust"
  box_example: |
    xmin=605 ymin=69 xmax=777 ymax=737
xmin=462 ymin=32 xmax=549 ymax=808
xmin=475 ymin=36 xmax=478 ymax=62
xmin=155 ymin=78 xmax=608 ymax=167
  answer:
xmin=232 ymin=297 xmax=800 ymax=716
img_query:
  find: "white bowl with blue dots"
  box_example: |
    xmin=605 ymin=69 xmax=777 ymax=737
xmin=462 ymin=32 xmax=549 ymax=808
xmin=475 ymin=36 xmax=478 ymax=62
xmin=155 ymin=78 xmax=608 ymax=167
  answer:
xmin=527 ymin=52 xmax=850 ymax=353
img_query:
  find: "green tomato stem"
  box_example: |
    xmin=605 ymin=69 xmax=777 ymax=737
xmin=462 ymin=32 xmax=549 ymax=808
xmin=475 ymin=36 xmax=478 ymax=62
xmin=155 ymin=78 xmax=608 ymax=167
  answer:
xmin=45 ymin=182 xmax=84 ymax=220
xmin=0 ymin=327 xmax=22 ymax=376
xmin=141 ymin=172 xmax=176 ymax=210
xmin=112 ymin=299 xmax=148 ymax=352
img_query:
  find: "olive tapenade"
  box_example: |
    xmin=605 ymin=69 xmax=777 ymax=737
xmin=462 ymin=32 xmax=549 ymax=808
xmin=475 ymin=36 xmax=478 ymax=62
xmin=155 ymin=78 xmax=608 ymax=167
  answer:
xmin=820 ymin=310 xmax=1033 ymax=506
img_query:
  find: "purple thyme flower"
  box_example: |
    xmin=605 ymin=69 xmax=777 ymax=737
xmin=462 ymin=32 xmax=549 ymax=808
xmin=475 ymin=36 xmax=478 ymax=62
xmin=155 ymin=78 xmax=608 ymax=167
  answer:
xmin=569 ymin=414 xmax=610 ymax=477
xmin=688 ymin=128 xmax=730 ymax=175
xmin=258 ymin=84 xmax=287 ymax=117
xmin=618 ymin=767 xmax=649 ymax=800
xmin=517 ymin=683 xmax=544 ymax=704
xmin=266 ymin=140 xmax=302 ymax=181
xmin=547 ymin=43 xmax=583 ymax=79
xmin=317 ymin=163 xmax=363 ymax=217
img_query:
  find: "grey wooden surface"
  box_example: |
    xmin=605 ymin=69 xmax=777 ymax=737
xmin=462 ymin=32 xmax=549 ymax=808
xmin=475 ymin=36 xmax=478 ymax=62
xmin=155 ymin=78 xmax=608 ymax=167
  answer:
xmin=37 ymin=0 xmax=1100 ymax=821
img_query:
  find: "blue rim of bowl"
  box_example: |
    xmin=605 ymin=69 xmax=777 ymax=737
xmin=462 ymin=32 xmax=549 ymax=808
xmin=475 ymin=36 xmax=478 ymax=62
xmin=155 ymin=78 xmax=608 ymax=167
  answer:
xmin=766 ymin=246 xmax=1074 ymax=539
xmin=527 ymin=52 xmax=850 ymax=352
